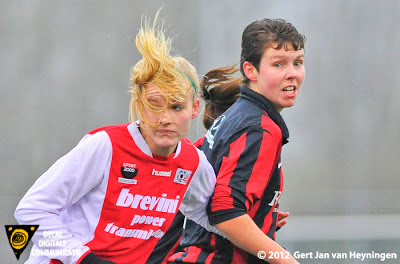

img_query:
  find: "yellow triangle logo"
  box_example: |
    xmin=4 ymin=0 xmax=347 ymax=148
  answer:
xmin=5 ymin=225 xmax=39 ymax=260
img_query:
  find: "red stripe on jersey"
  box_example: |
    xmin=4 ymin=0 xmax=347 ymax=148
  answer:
xmin=168 ymin=250 xmax=184 ymax=262
xmin=245 ymin=130 xmax=279 ymax=217
xmin=232 ymin=247 xmax=247 ymax=264
xmin=201 ymin=234 xmax=217 ymax=264
xmin=193 ymin=136 xmax=205 ymax=148
xmin=261 ymin=115 xmax=282 ymax=143
xmin=210 ymin=133 xmax=247 ymax=212
xmin=205 ymin=252 xmax=216 ymax=264
xmin=181 ymin=246 xmax=203 ymax=262
xmin=160 ymin=237 xmax=181 ymax=264
xmin=210 ymin=233 xmax=216 ymax=249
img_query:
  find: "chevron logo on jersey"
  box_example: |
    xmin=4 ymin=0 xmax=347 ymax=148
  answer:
xmin=173 ymin=168 xmax=192 ymax=185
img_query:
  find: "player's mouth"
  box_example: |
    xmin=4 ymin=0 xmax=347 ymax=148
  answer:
xmin=157 ymin=129 xmax=175 ymax=135
xmin=282 ymin=86 xmax=296 ymax=97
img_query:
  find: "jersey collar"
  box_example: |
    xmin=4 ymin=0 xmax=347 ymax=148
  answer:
xmin=240 ymin=85 xmax=289 ymax=145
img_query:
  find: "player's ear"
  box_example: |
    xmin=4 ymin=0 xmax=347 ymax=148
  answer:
xmin=243 ymin=61 xmax=258 ymax=81
xmin=191 ymin=98 xmax=200 ymax=119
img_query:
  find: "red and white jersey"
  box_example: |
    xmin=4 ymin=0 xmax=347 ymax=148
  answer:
xmin=15 ymin=123 xmax=217 ymax=264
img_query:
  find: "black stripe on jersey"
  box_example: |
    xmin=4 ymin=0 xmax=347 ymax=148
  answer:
xmin=169 ymin=219 xmax=213 ymax=263
xmin=176 ymin=219 xmax=234 ymax=264
xmin=212 ymin=235 xmax=234 ymax=263
xmin=190 ymin=238 xmax=233 ymax=264
xmin=145 ymin=211 xmax=185 ymax=264
xmin=267 ymin=209 xmax=278 ymax=238
xmin=207 ymin=208 xmax=246 ymax=226
xmin=253 ymin=156 xmax=282 ymax=235
xmin=195 ymin=234 xmax=233 ymax=264
xmin=195 ymin=250 xmax=210 ymax=263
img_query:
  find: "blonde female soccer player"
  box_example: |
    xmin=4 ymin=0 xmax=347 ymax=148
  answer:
xmin=15 ymin=14 xmax=217 ymax=264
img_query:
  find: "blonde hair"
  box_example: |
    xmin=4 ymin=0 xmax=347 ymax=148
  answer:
xmin=129 ymin=12 xmax=199 ymax=126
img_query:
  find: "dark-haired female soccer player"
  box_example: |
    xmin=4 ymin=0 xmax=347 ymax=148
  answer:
xmin=170 ymin=18 xmax=305 ymax=264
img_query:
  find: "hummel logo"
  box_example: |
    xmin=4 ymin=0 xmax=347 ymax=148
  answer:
xmin=152 ymin=169 xmax=172 ymax=177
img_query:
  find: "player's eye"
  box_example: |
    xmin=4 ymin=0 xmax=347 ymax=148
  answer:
xmin=172 ymin=105 xmax=183 ymax=111
xmin=294 ymin=60 xmax=303 ymax=66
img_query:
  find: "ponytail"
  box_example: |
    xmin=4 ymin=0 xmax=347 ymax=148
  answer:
xmin=200 ymin=66 xmax=241 ymax=129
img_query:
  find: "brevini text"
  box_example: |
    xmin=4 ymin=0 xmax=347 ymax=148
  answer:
xmin=116 ymin=188 xmax=180 ymax=214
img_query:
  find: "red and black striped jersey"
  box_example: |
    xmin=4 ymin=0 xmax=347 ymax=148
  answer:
xmin=169 ymin=86 xmax=289 ymax=264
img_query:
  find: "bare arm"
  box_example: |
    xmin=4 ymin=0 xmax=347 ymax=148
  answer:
xmin=215 ymin=214 xmax=299 ymax=264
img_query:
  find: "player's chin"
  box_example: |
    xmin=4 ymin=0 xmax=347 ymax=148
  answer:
xmin=282 ymin=98 xmax=298 ymax=108
xmin=157 ymin=131 xmax=186 ymax=143
xmin=156 ymin=138 xmax=180 ymax=149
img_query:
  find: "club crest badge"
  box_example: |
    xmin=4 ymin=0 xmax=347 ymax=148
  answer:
xmin=173 ymin=168 xmax=192 ymax=185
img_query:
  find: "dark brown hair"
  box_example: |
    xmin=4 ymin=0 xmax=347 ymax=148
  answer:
xmin=240 ymin=18 xmax=306 ymax=84
xmin=200 ymin=66 xmax=241 ymax=129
